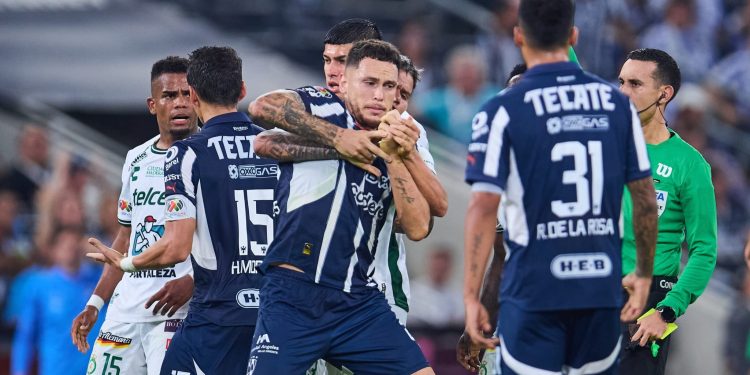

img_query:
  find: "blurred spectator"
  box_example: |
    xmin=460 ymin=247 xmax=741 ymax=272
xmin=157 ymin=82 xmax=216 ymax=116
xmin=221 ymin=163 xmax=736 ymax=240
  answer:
xmin=717 ymin=0 xmax=750 ymax=56
xmin=574 ymin=0 xmax=636 ymax=81
xmin=92 ymin=189 xmax=120 ymax=246
xmin=408 ymin=246 xmax=464 ymax=328
xmin=640 ymin=0 xmax=717 ymax=83
xmin=0 ymin=189 xmax=31 ymax=315
xmin=704 ymin=34 xmax=750 ymax=129
xmin=724 ymin=270 xmax=750 ymax=375
xmin=476 ymin=0 xmax=523 ymax=87
xmin=10 ymin=227 xmax=102 ymax=375
xmin=711 ymin=161 xmax=750 ymax=274
xmin=1 ymin=125 xmax=51 ymax=212
xmin=397 ymin=20 xmax=437 ymax=96
xmin=33 ymin=153 xmax=88 ymax=257
xmin=415 ymin=45 xmax=499 ymax=144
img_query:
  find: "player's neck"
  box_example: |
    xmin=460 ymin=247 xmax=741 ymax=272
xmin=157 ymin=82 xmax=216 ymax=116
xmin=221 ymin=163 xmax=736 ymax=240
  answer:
xmin=522 ymin=47 xmax=569 ymax=69
xmin=198 ymin=105 xmax=238 ymax=124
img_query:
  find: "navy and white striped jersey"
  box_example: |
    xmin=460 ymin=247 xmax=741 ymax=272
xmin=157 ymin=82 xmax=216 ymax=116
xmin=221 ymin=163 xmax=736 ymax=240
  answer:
xmin=163 ymin=112 xmax=278 ymax=326
xmin=465 ymin=62 xmax=651 ymax=311
xmin=260 ymin=86 xmax=393 ymax=292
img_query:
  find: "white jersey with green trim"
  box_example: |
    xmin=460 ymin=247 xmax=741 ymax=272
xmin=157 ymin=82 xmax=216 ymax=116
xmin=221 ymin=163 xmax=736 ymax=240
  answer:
xmin=107 ymin=135 xmax=192 ymax=323
xmin=371 ymin=114 xmax=435 ymax=325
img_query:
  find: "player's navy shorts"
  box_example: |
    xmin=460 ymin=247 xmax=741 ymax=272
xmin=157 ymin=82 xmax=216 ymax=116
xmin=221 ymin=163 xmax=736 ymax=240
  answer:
xmin=160 ymin=313 xmax=254 ymax=375
xmin=247 ymin=267 xmax=428 ymax=375
xmin=497 ymin=302 xmax=621 ymax=375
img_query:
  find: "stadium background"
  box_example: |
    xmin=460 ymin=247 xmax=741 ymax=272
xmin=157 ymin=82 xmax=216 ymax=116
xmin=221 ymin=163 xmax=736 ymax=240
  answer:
xmin=0 ymin=0 xmax=749 ymax=373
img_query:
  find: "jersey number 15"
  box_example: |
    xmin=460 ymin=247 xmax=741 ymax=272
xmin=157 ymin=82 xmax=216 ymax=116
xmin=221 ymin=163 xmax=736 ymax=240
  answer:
xmin=234 ymin=189 xmax=274 ymax=257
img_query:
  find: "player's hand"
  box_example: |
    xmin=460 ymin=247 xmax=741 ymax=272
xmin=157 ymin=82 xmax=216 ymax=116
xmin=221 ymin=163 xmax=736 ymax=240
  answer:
xmin=631 ymin=311 xmax=668 ymax=347
xmin=621 ymin=272 xmax=651 ymax=322
xmin=744 ymin=239 xmax=750 ymax=270
xmin=333 ymin=128 xmax=391 ymax=164
xmin=86 ymin=237 xmax=126 ymax=270
xmin=145 ymin=275 xmax=194 ymax=317
xmin=71 ymin=305 xmax=98 ymax=353
xmin=464 ymin=299 xmax=499 ymax=350
xmin=343 ymin=157 xmax=383 ymax=177
xmin=383 ymin=114 xmax=420 ymax=159
xmin=456 ymin=331 xmax=483 ymax=372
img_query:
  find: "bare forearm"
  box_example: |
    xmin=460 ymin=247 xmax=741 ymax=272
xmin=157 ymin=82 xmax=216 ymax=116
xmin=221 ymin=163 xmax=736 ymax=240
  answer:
xmin=479 ymin=235 xmax=505 ymax=331
xmin=132 ymin=240 xmax=188 ymax=270
xmin=249 ymin=91 xmax=342 ymax=147
xmin=463 ymin=193 xmax=500 ymax=302
xmin=92 ymin=227 xmax=130 ymax=300
xmin=402 ymin=154 xmax=448 ymax=217
xmin=255 ymin=131 xmax=339 ymax=162
xmin=627 ymin=177 xmax=657 ymax=278
xmin=386 ymin=158 xmax=430 ymax=241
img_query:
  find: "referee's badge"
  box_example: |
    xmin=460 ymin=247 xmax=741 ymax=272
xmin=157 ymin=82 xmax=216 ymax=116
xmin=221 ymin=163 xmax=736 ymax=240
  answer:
xmin=655 ymin=190 xmax=668 ymax=217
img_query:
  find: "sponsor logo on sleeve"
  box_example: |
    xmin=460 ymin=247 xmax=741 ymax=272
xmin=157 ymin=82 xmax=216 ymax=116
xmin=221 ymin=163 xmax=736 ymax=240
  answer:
xmin=118 ymin=199 xmax=132 ymax=213
xmin=165 ymin=146 xmax=179 ymax=163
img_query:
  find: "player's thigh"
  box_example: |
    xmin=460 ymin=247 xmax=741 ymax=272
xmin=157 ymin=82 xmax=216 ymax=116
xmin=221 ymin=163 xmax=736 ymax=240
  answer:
xmin=90 ymin=320 xmax=147 ymax=375
xmin=326 ymin=292 xmax=429 ymax=375
xmin=564 ymin=308 xmax=621 ymax=375
xmin=142 ymin=319 xmax=183 ymax=375
xmin=497 ymin=303 xmax=566 ymax=375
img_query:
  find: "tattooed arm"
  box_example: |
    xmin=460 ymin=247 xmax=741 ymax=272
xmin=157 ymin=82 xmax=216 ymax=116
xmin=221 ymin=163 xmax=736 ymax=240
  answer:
xmin=621 ymin=176 xmax=657 ymax=322
xmin=456 ymin=230 xmax=505 ymax=371
xmin=248 ymin=90 xmax=389 ymax=164
xmin=254 ymin=129 xmax=339 ymax=162
xmin=462 ymin=191 xmax=502 ymax=349
xmin=628 ymin=176 xmax=657 ymax=278
xmin=385 ymin=159 xmax=430 ymax=241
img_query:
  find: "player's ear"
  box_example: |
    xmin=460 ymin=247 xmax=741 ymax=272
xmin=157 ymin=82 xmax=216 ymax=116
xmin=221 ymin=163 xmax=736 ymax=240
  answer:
xmin=239 ymin=81 xmax=247 ymax=102
xmin=189 ymin=86 xmax=200 ymax=107
xmin=339 ymin=75 xmax=348 ymax=96
xmin=146 ymin=97 xmax=156 ymax=115
xmin=513 ymin=26 xmax=523 ymax=47
xmin=569 ymin=26 xmax=579 ymax=47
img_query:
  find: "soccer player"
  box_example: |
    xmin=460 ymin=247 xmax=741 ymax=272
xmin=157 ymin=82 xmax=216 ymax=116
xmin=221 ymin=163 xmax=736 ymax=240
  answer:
xmin=70 ymin=56 xmax=196 ymax=375
xmin=463 ymin=0 xmax=658 ymax=374
xmin=247 ymin=39 xmax=434 ymax=375
xmin=617 ymin=48 xmax=717 ymax=375
xmin=88 ymin=46 xmax=277 ymax=375
xmin=252 ymin=18 xmax=447 ymax=326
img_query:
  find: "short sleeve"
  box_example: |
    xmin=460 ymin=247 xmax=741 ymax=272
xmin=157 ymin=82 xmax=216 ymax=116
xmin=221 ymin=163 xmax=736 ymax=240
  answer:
xmin=117 ymin=151 xmax=133 ymax=226
xmin=624 ymin=102 xmax=652 ymax=182
xmin=403 ymin=112 xmax=436 ymax=174
xmin=465 ymin=97 xmax=511 ymax=191
xmin=163 ymin=142 xmax=199 ymax=222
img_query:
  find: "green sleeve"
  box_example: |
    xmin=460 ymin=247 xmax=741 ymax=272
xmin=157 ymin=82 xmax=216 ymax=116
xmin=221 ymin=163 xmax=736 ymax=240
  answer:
xmin=657 ymin=157 xmax=717 ymax=317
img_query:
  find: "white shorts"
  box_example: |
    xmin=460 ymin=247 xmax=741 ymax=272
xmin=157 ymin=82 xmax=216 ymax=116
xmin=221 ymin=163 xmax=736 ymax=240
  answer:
xmin=88 ymin=319 xmax=183 ymax=375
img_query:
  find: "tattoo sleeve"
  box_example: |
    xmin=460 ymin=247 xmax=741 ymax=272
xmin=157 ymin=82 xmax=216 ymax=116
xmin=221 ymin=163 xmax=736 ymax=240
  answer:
xmin=255 ymin=130 xmax=339 ymax=162
xmin=249 ymin=90 xmax=341 ymax=147
xmin=627 ymin=176 xmax=657 ymax=278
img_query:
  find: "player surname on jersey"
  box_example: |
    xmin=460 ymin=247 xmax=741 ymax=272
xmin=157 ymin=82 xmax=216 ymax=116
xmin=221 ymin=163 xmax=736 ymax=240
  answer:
xmin=231 ymin=259 xmax=263 ymax=275
xmin=536 ymin=217 xmax=615 ymax=240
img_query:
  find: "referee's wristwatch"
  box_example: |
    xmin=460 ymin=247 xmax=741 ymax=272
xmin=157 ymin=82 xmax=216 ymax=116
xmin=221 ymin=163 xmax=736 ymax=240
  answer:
xmin=656 ymin=306 xmax=676 ymax=323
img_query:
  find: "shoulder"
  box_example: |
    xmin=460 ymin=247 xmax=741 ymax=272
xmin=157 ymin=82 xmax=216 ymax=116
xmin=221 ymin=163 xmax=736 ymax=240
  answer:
xmin=124 ymin=135 xmax=159 ymax=167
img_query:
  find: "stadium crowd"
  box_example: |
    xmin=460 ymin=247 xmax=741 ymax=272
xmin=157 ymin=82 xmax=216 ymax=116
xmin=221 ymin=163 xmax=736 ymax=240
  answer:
xmin=1 ymin=0 xmax=750 ymax=374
